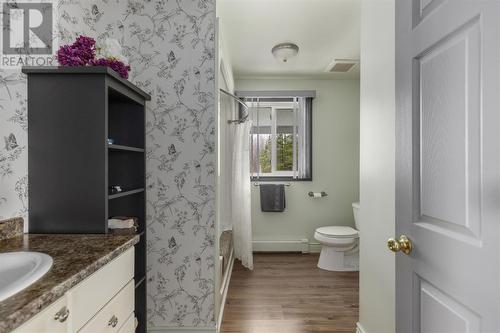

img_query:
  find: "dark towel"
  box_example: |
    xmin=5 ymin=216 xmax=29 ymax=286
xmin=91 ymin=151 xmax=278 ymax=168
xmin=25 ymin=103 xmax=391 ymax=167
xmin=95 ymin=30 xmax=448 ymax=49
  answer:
xmin=260 ymin=184 xmax=286 ymax=212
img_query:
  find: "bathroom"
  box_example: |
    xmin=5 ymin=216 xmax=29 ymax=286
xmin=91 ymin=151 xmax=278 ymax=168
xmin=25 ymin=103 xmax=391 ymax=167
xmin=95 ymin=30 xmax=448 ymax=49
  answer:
xmin=2 ymin=0 xmax=499 ymax=332
xmin=216 ymin=0 xmax=361 ymax=331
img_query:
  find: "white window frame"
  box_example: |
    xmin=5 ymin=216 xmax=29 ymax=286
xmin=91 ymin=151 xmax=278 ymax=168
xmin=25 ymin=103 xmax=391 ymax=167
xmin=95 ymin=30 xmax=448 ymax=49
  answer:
xmin=252 ymin=101 xmax=297 ymax=178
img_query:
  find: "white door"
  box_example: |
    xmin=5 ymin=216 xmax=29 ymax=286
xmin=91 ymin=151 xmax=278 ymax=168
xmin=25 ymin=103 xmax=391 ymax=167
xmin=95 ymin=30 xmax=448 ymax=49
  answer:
xmin=395 ymin=1 xmax=500 ymax=332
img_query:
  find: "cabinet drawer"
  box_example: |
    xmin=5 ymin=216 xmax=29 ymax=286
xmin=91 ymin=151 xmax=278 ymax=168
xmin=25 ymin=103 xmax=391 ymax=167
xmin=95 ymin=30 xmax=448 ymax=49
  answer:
xmin=14 ymin=296 xmax=69 ymax=333
xmin=78 ymin=280 xmax=134 ymax=333
xmin=117 ymin=313 xmax=135 ymax=333
xmin=68 ymin=248 xmax=134 ymax=330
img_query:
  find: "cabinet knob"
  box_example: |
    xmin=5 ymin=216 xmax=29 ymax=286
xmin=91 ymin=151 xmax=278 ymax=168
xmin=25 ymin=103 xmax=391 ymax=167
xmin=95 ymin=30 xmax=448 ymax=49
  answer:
xmin=108 ymin=315 xmax=119 ymax=328
xmin=54 ymin=306 xmax=69 ymax=323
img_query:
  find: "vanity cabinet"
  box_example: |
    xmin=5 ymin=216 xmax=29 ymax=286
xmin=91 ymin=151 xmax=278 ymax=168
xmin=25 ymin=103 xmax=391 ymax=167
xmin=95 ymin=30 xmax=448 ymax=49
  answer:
xmin=69 ymin=247 xmax=134 ymax=330
xmin=14 ymin=297 xmax=69 ymax=333
xmin=14 ymin=248 xmax=134 ymax=333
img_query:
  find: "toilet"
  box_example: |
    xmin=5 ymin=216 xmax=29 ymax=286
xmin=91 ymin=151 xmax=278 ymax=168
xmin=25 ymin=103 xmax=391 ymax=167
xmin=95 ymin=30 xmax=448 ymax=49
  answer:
xmin=314 ymin=202 xmax=360 ymax=271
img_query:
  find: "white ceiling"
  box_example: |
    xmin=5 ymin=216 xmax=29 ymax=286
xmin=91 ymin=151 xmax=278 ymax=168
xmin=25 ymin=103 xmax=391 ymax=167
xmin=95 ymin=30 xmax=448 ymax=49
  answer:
xmin=217 ymin=0 xmax=361 ymax=79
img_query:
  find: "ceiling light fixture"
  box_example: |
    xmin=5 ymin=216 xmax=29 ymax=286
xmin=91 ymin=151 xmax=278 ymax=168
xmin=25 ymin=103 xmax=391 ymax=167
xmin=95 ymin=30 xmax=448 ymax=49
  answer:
xmin=271 ymin=42 xmax=299 ymax=63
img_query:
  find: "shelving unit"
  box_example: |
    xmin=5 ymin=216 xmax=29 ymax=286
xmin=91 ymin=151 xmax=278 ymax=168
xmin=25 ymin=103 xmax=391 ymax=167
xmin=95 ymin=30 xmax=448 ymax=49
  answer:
xmin=23 ymin=66 xmax=151 ymax=333
xmin=109 ymin=144 xmax=145 ymax=153
xmin=108 ymin=188 xmax=145 ymax=200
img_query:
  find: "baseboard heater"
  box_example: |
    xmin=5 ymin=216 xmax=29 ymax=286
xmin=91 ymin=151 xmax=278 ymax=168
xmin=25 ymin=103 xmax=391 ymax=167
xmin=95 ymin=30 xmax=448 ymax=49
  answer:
xmin=252 ymin=239 xmax=309 ymax=253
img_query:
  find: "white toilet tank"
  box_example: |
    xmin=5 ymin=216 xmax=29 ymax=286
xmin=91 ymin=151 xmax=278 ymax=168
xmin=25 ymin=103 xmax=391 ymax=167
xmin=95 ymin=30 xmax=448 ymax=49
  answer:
xmin=352 ymin=202 xmax=360 ymax=230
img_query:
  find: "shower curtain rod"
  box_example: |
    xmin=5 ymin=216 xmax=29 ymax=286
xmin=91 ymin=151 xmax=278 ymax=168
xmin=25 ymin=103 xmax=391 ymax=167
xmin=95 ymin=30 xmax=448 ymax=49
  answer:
xmin=220 ymin=88 xmax=250 ymax=124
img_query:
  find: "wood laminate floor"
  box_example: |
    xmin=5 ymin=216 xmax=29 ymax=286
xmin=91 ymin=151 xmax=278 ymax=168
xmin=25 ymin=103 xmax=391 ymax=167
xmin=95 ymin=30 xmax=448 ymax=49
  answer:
xmin=220 ymin=253 xmax=359 ymax=333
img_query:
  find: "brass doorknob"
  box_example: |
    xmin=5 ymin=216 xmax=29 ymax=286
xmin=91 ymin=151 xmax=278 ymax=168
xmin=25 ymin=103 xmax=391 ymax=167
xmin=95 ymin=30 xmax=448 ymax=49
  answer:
xmin=387 ymin=235 xmax=412 ymax=255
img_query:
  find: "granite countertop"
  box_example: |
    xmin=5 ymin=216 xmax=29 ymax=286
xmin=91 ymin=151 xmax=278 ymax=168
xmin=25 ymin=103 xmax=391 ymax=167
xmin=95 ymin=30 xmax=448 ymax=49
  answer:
xmin=0 ymin=233 xmax=139 ymax=332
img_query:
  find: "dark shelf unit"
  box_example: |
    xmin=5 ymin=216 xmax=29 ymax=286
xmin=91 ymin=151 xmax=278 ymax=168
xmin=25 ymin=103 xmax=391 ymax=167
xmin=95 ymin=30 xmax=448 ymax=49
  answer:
xmin=109 ymin=188 xmax=145 ymax=200
xmin=109 ymin=144 xmax=145 ymax=153
xmin=23 ymin=66 xmax=151 ymax=333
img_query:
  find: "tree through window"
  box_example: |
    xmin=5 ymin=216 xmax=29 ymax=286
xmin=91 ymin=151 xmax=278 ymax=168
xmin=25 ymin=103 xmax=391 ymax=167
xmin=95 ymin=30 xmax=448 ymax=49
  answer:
xmin=245 ymin=97 xmax=312 ymax=180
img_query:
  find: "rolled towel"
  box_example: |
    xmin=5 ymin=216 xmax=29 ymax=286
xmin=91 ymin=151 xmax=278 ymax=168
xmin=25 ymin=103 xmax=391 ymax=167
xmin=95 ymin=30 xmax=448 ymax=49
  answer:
xmin=109 ymin=227 xmax=137 ymax=235
xmin=108 ymin=218 xmax=135 ymax=229
xmin=112 ymin=216 xmax=138 ymax=223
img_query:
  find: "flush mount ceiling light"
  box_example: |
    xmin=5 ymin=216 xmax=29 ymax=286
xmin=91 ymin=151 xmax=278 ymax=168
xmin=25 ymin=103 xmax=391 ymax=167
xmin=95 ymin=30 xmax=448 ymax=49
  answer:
xmin=272 ymin=42 xmax=299 ymax=63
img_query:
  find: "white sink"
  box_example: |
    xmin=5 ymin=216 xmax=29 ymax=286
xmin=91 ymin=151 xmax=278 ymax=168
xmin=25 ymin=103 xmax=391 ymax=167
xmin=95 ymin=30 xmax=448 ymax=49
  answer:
xmin=0 ymin=251 xmax=53 ymax=301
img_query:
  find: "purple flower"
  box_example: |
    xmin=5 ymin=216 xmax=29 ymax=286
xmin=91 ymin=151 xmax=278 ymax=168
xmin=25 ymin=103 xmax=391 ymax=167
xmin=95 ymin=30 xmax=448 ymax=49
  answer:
xmin=90 ymin=58 xmax=131 ymax=79
xmin=56 ymin=35 xmax=96 ymax=66
xmin=56 ymin=35 xmax=131 ymax=79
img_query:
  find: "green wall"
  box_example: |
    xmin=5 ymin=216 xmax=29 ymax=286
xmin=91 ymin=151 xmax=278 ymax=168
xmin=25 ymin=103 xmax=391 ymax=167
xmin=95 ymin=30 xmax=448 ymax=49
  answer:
xmin=235 ymin=78 xmax=360 ymax=249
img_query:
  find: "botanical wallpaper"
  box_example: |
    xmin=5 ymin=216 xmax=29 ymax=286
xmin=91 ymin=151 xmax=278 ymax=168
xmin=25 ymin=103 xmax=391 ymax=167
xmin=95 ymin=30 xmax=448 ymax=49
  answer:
xmin=0 ymin=0 xmax=216 ymax=328
xmin=0 ymin=73 xmax=28 ymax=221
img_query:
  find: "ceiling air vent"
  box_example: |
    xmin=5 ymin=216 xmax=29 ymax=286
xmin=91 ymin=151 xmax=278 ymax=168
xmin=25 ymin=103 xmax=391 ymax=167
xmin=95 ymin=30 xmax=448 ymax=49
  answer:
xmin=326 ymin=59 xmax=359 ymax=73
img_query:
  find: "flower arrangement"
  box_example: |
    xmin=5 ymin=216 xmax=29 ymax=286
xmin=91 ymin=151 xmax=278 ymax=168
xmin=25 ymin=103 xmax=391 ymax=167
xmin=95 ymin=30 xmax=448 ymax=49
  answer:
xmin=89 ymin=58 xmax=130 ymax=79
xmin=56 ymin=35 xmax=131 ymax=79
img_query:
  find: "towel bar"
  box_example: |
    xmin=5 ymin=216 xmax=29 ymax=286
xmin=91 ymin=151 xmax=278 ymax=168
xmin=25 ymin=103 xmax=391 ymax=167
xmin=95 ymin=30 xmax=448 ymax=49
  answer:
xmin=253 ymin=182 xmax=292 ymax=187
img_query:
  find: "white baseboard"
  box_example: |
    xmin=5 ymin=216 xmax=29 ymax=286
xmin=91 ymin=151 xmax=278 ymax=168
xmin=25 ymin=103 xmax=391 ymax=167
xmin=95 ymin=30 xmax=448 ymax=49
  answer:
xmin=308 ymin=242 xmax=322 ymax=253
xmin=253 ymin=239 xmax=309 ymax=253
xmin=356 ymin=322 xmax=367 ymax=333
xmin=252 ymin=240 xmax=323 ymax=253
xmin=148 ymin=327 xmax=216 ymax=333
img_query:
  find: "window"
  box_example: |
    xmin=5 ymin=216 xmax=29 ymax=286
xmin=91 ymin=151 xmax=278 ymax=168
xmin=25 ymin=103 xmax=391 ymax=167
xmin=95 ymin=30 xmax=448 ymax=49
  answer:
xmin=243 ymin=96 xmax=313 ymax=180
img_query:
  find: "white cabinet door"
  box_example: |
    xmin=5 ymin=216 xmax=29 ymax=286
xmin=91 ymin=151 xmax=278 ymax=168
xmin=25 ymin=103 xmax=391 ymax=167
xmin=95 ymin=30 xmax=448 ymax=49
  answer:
xmin=78 ymin=280 xmax=134 ymax=333
xmin=117 ymin=313 xmax=135 ymax=333
xmin=14 ymin=297 xmax=69 ymax=333
xmin=395 ymin=1 xmax=500 ymax=332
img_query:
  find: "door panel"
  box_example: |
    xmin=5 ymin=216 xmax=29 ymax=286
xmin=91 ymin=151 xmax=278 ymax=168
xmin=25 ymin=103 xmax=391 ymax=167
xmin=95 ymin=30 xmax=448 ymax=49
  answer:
xmin=419 ymin=277 xmax=481 ymax=333
xmin=416 ymin=16 xmax=482 ymax=242
xmin=413 ymin=0 xmax=447 ymax=27
xmin=396 ymin=1 xmax=500 ymax=332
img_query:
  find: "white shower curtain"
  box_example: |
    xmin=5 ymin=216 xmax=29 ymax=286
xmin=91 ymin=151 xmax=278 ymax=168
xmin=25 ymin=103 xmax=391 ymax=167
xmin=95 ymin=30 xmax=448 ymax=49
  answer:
xmin=231 ymin=121 xmax=253 ymax=270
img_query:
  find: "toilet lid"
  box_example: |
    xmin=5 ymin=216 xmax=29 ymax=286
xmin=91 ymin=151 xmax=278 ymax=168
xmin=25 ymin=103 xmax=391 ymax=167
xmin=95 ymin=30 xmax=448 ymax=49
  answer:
xmin=316 ymin=226 xmax=359 ymax=238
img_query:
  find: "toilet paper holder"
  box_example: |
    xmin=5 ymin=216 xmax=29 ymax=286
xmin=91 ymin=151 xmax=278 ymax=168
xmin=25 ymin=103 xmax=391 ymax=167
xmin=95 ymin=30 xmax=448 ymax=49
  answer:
xmin=308 ymin=191 xmax=328 ymax=198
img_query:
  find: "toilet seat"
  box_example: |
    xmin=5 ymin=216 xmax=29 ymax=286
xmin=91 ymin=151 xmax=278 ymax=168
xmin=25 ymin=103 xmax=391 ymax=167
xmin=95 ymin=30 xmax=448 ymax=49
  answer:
xmin=315 ymin=226 xmax=358 ymax=239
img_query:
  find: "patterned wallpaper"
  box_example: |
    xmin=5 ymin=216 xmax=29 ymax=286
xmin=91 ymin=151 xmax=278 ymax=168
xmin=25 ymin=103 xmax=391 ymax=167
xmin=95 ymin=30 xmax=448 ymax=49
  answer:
xmin=0 ymin=71 xmax=27 ymax=221
xmin=0 ymin=0 xmax=216 ymax=329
